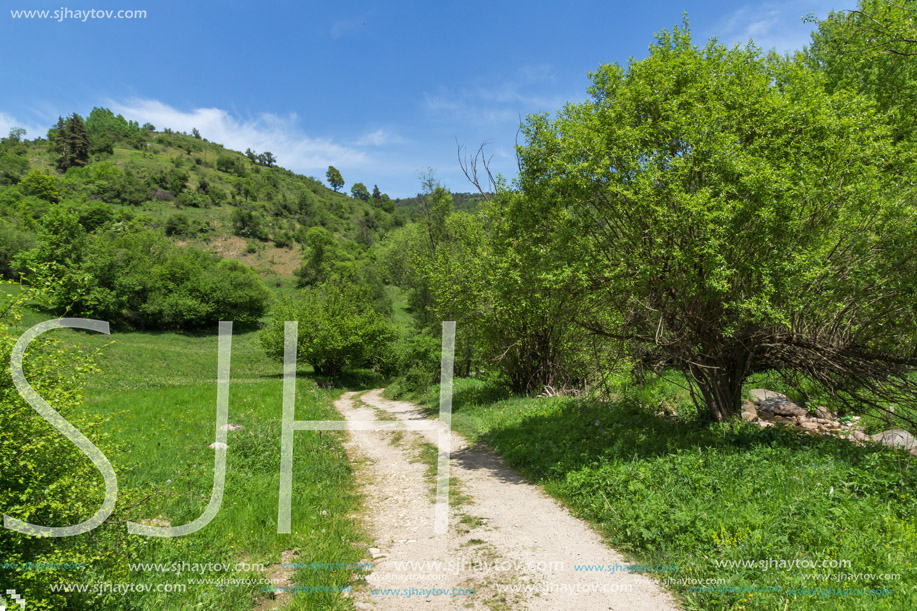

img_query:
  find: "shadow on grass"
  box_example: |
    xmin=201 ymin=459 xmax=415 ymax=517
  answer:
xmin=471 ymin=395 xmax=916 ymax=501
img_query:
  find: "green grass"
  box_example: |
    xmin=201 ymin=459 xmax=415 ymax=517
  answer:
xmin=4 ymin=288 xmax=369 ymax=609
xmin=399 ymin=377 xmax=917 ymax=611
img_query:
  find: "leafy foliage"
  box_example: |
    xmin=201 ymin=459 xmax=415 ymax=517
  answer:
xmin=515 ymin=25 xmax=917 ymax=420
xmin=0 ymin=285 xmax=140 ymax=609
xmin=261 ymin=280 xmax=396 ymax=376
xmin=17 ymin=212 xmax=270 ymax=329
xmin=325 ymin=165 xmax=344 ymax=192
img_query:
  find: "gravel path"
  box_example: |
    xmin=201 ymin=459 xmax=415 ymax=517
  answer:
xmin=339 ymin=389 xmax=681 ymax=611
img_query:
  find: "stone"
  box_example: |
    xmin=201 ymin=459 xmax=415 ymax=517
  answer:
xmin=853 ymin=431 xmax=868 ymax=442
xmin=209 ymin=442 xmax=228 ymax=450
xmin=749 ymin=389 xmax=787 ymax=405
xmin=771 ymin=401 xmax=807 ymax=419
xmin=815 ymin=406 xmax=832 ymax=419
xmin=870 ymin=429 xmax=917 ymax=451
xmin=800 ymin=422 xmax=819 ymax=430
xmin=741 ymin=400 xmax=758 ymax=418
xmin=220 ymin=423 xmax=245 ymax=431
xmin=741 ymin=411 xmax=758 ymax=422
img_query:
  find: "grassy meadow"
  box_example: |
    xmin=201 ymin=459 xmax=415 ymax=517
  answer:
xmin=3 ymin=284 xmax=369 ymax=610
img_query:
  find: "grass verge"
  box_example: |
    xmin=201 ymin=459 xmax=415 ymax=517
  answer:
xmin=393 ymin=377 xmax=917 ymax=611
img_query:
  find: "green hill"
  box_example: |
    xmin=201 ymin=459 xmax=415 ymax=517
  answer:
xmin=1 ymin=108 xmax=411 ymax=286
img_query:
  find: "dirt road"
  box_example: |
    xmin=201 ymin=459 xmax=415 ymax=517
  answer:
xmin=338 ymin=389 xmax=680 ymax=610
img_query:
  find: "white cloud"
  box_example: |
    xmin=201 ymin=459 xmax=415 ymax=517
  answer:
xmin=0 ymin=112 xmax=51 ymax=141
xmin=108 ymin=98 xmax=367 ymax=172
xmin=331 ymin=17 xmax=367 ymax=39
xmin=422 ymin=65 xmax=572 ymax=126
xmin=355 ymin=127 xmax=406 ymax=147
xmin=711 ymin=1 xmax=847 ymax=54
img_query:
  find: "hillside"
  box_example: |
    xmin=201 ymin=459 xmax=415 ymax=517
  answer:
xmin=0 ymin=108 xmax=410 ymax=285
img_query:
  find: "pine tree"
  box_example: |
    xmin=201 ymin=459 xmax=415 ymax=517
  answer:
xmin=55 ymin=114 xmax=90 ymax=171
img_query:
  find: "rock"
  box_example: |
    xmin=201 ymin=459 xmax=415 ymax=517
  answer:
xmin=741 ymin=401 xmax=758 ymax=422
xmin=815 ymin=406 xmax=832 ymax=419
xmin=800 ymin=422 xmax=819 ymax=430
xmin=368 ymin=547 xmax=385 ymax=559
xmin=853 ymin=431 xmax=868 ymax=442
xmin=870 ymin=429 xmax=917 ymax=451
xmin=771 ymin=401 xmax=807 ymax=419
xmin=209 ymin=442 xmax=228 ymax=450
xmin=758 ymin=410 xmax=776 ymax=421
xmin=741 ymin=400 xmax=758 ymax=418
xmin=219 ymin=423 xmax=245 ymax=431
xmin=749 ymin=389 xmax=787 ymax=405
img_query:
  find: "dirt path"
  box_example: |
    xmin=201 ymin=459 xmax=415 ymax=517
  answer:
xmin=339 ymin=390 xmax=680 ymax=610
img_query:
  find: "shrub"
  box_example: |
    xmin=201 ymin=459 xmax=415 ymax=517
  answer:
xmin=261 ymin=281 xmax=396 ymax=376
xmin=164 ymin=213 xmax=191 ymax=236
xmin=0 ymin=284 xmax=139 ymax=609
xmin=17 ymin=223 xmax=270 ymax=330
xmin=18 ymin=169 xmax=59 ymax=203
xmin=231 ymin=207 xmax=268 ymax=240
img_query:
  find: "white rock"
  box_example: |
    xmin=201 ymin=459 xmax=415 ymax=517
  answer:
xmin=870 ymin=429 xmax=917 ymax=450
xmin=209 ymin=442 xmax=228 ymax=450
xmin=748 ymin=389 xmax=788 ymax=405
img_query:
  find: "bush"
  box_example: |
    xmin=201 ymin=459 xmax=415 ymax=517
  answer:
xmin=0 ymin=221 xmax=36 ymax=278
xmin=18 ymin=169 xmax=59 ymax=203
xmin=164 ymin=212 xmax=191 ymax=236
xmin=216 ymin=154 xmax=246 ymax=177
xmin=231 ymin=207 xmax=268 ymax=240
xmin=0 ymin=285 xmax=139 ymax=609
xmin=17 ymin=221 xmax=270 ymax=330
xmin=261 ymin=281 xmax=396 ymax=376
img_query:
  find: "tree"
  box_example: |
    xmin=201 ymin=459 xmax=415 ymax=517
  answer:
xmin=806 ymin=0 xmax=917 ymax=144
xmin=54 ymin=114 xmax=91 ymax=171
xmin=7 ymin=127 xmax=26 ymax=143
xmin=191 ymin=127 xmax=201 ymax=139
xmin=230 ymin=207 xmax=268 ymax=240
xmin=326 ymin=165 xmax=344 ymax=192
xmin=351 ymin=181 xmax=370 ymax=200
xmin=0 ymin=128 xmax=29 ymax=185
xmin=416 ymin=171 xmax=452 ymax=256
xmin=257 ymin=151 xmax=276 ymax=167
xmin=517 ymin=25 xmax=917 ymax=422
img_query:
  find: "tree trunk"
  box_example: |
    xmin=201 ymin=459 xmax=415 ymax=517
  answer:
xmin=690 ymin=362 xmax=746 ymax=421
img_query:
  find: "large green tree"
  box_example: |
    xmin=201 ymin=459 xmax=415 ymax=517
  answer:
xmin=350 ymin=181 xmax=370 ymax=201
xmin=518 ymin=25 xmax=917 ymax=422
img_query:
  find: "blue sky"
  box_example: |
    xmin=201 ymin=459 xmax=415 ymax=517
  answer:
xmin=0 ymin=0 xmax=851 ymax=197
